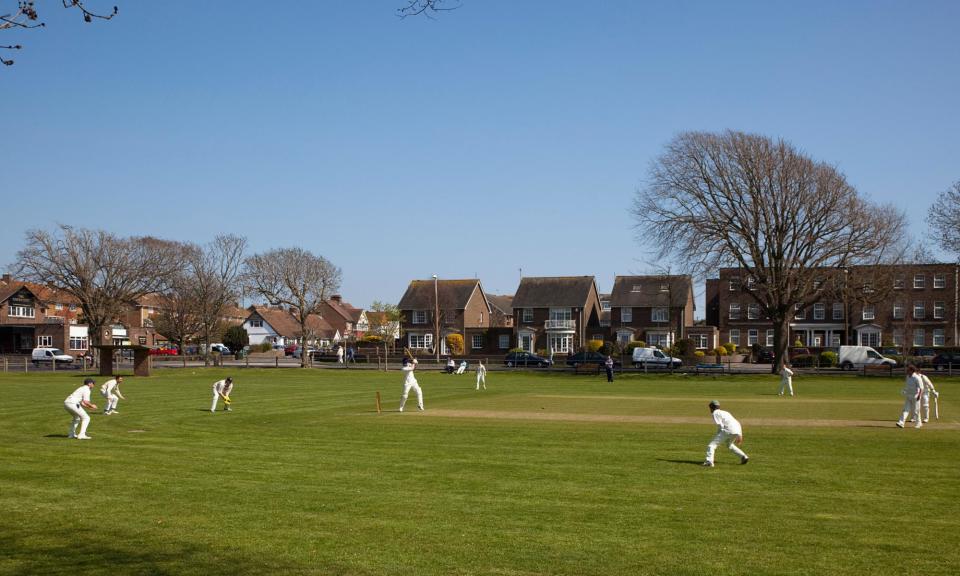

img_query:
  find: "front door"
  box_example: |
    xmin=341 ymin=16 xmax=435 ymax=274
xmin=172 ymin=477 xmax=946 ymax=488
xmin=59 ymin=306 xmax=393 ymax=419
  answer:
xmin=520 ymin=334 xmax=532 ymax=352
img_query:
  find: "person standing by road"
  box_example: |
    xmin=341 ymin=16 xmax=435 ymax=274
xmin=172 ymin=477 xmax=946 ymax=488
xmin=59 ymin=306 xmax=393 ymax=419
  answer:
xmin=703 ymin=400 xmax=749 ymax=467
xmin=604 ymin=355 xmax=615 ymax=382
xmin=64 ymin=378 xmax=98 ymax=440
xmin=896 ymin=365 xmax=924 ymax=429
xmin=100 ymin=376 xmax=125 ymax=415
xmin=399 ymin=358 xmax=423 ymax=412
xmin=779 ymin=363 xmax=794 ymax=397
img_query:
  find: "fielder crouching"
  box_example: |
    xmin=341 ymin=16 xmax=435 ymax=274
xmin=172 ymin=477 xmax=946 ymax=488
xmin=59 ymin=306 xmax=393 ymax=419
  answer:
xmin=703 ymin=400 xmax=749 ymax=467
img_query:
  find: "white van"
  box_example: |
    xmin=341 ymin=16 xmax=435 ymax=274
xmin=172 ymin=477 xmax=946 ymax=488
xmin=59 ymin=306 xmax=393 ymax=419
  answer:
xmin=32 ymin=347 xmax=75 ymax=365
xmin=838 ymin=345 xmax=895 ymax=370
xmin=631 ymin=347 xmax=682 ymax=368
xmin=209 ymin=343 xmax=231 ymax=355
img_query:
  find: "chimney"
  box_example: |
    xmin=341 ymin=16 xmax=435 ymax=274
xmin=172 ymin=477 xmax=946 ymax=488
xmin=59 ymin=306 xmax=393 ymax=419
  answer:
xmin=1 ymin=274 xmax=10 ymax=283
xmin=331 ymin=295 xmax=342 ymax=304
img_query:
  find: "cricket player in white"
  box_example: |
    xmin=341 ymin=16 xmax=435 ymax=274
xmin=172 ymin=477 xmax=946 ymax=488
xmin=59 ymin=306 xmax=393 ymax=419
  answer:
xmin=64 ymin=378 xmax=98 ymax=440
xmin=703 ymin=400 xmax=749 ymax=467
xmin=896 ymin=366 xmax=924 ymax=428
xmin=779 ymin=363 xmax=794 ymax=396
xmin=918 ymin=369 xmax=939 ymax=424
xmin=399 ymin=359 xmax=423 ymax=412
xmin=476 ymin=360 xmax=487 ymax=390
xmin=100 ymin=376 xmax=125 ymax=415
xmin=211 ymin=377 xmax=234 ymax=412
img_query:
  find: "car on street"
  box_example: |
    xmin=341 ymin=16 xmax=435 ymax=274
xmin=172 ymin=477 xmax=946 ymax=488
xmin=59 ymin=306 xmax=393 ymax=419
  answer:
xmin=566 ymin=351 xmax=621 ymax=368
xmin=754 ymin=348 xmax=775 ymax=364
xmin=503 ymin=351 xmax=552 ymax=368
xmin=31 ymin=347 xmax=74 ymax=365
xmin=932 ymin=350 xmax=960 ymax=371
xmin=631 ymin=347 xmax=682 ymax=368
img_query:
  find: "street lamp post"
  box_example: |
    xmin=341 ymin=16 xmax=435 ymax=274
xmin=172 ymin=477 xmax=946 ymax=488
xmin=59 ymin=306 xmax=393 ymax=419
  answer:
xmin=433 ymin=274 xmax=440 ymax=362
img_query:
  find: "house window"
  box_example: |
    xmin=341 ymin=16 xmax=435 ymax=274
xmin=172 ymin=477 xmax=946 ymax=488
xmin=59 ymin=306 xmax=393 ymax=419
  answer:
xmin=831 ymin=334 xmax=841 ymax=347
xmin=9 ymin=305 xmax=35 ymax=318
xmin=694 ymin=334 xmax=708 ymax=349
xmin=794 ymin=304 xmax=805 ymax=320
xmin=69 ymin=304 xmax=77 ymax=311
xmin=69 ymin=336 xmax=88 ymax=350
xmin=601 ymin=301 xmax=611 ymax=311
xmin=471 ymin=334 xmax=484 ymax=350
xmin=748 ymin=329 xmax=758 ymax=345
xmin=860 ymin=330 xmax=880 ymax=347
xmin=747 ymin=303 xmax=759 ymax=320
xmin=893 ymin=302 xmax=904 ymax=319
xmin=934 ymin=301 xmax=945 ymax=319
xmin=913 ymin=329 xmax=925 ymax=347
xmin=729 ymin=277 xmax=740 ymax=291
xmin=631 ymin=285 xmax=642 ymax=292
xmin=913 ymin=302 xmax=925 ymax=319
xmin=813 ymin=303 xmax=825 ymax=320
xmin=54 ymin=303 xmax=63 ymax=310
xmin=862 ymin=305 xmax=875 ymax=321
xmin=659 ymin=282 xmax=669 ymax=292
xmin=249 ymin=319 xmax=263 ymax=328
xmin=894 ymin=276 xmax=905 ymax=289
xmin=498 ymin=334 xmax=510 ymax=349
xmin=621 ymin=308 xmax=633 ymax=323
xmin=914 ymin=274 xmax=925 ymax=289
xmin=651 ymin=308 xmax=668 ymax=322
xmin=933 ymin=329 xmax=945 ymax=347
xmin=832 ymin=303 xmax=843 ymax=320
xmin=934 ymin=274 xmax=946 ymax=289
xmin=647 ymin=332 xmax=672 ymax=348
xmin=893 ymin=330 xmax=903 ymax=347
xmin=522 ymin=308 xmax=533 ymax=323
xmin=408 ymin=333 xmax=432 ymax=349
xmin=728 ymin=303 xmax=741 ymax=320
xmin=37 ymin=335 xmax=53 ymax=347
xmin=548 ymin=334 xmax=572 ymax=353
xmin=746 ymin=277 xmax=756 ymax=290
xmin=549 ymin=308 xmax=572 ymax=322
xmin=413 ymin=310 xmax=427 ymax=325
xmin=729 ymin=329 xmax=740 ymax=346
xmin=766 ymin=329 xmax=774 ymax=347
xmin=813 ymin=279 xmax=823 ymax=290
xmin=862 ymin=283 xmax=874 ymax=294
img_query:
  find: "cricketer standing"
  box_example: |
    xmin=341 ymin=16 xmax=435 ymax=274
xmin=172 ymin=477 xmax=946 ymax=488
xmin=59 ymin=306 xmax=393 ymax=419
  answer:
xmin=399 ymin=358 xmax=423 ymax=412
xmin=64 ymin=378 xmax=98 ymax=440
xmin=100 ymin=376 xmax=125 ymax=415
xmin=896 ymin=366 xmax=924 ymax=429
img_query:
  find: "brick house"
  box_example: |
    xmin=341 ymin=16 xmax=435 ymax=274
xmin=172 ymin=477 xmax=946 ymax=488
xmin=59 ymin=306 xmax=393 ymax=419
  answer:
xmin=711 ymin=263 xmax=960 ymax=349
xmin=0 ymin=277 xmax=86 ymax=354
xmin=511 ymin=276 xmax=602 ymax=354
xmin=243 ymin=305 xmax=337 ymax=348
xmin=398 ymin=279 xmax=491 ymax=355
xmin=608 ymin=275 xmax=695 ymax=349
xmin=318 ymin=295 xmax=366 ymax=342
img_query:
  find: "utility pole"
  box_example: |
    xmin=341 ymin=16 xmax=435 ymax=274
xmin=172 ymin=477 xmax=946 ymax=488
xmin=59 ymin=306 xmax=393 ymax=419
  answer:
xmin=433 ymin=274 xmax=440 ymax=362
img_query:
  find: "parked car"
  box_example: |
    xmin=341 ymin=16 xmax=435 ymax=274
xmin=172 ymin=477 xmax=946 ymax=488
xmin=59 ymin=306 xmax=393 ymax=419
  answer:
xmin=908 ymin=347 xmax=937 ymax=367
xmin=209 ymin=343 xmax=231 ymax=355
xmin=31 ymin=347 xmax=74 ymax=365
xmin=503 ymin=351 xmax=552 ymax=368
xmin=631 ymin=347 xmax=682 ymax=368
xmin=566 ymin=351 xmax=621 ymax=368
xmin=149 ymin=345 xmax=179 ymax=356
xmin=754 ymin=348 xmax=775 ymax=364
xmin=284 ymin=343 xmax=299 ymax=356
xmin=292 ymin=346 xmax=317 ymax=359
xmin=932 ymin=350 xmax=960 ymax=371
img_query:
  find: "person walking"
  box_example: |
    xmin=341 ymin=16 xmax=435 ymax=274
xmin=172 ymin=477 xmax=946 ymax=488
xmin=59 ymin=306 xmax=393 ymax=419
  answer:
xmin=918 ymin=369 xmax=939 ymax=424
xmin=64 ymin=378 xmax=98 ymax=440
xmin=604 ymin=355 xmax=615 ymax=382
xmin=399 ymin=358 xmax=423 ymax=412
xmin=476 ymin=360 xmax=487 ymax=390
xmin=100 ymin=376 xmax=125 ymax=415
xmin=779 ymin=363 xmax=794 ymax=396
xmin=336 ymin=345 xmax=344 ymax=364
xmin=211 ymin=377 xmax=234 ymax=413
xmin=896 ymin=365 xmax=924 ymax=429
xmin=703 ymin=400 xmax=749 ymax=467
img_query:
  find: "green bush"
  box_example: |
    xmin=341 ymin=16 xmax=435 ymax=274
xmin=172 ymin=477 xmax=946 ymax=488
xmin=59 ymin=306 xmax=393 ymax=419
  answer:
xmin=599 ymin=341 xmax=620 ymax=356
xmin=672 ymin=338 xmax=695 ymax=357
xmin=361 ymin=335 xmax=383 ymax=344
xmin=222 ymin=325 xmax=249 ymax=355
xmin=586 ymin=340 xmax=604 ymax=353
xmin=509 ymin=347 xmax=524 ymax=354
xmin=819 ymin=351 xmax=837 ymax=367
xmin=536 ymin=348 xmax=549 ymax=357
xmin=723 ymin=342 xmax=738 ymax=355
xmin=623 ymin=341 xmax=644 ymax=353
xmin=257 ymin=342 xmax=274 ymax=353
xmin=694 ymin=350 xmax=705 ymax=358
xmin=445 ymin=334 xmax=464 ymax=356
xmin=791 ymin=354 xmax=815 ymax=367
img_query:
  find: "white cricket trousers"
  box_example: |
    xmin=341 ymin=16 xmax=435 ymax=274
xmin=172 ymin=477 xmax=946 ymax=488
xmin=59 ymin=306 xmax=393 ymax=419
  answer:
xmin=476 ymin=373 xmax=486 ymax=390
xmin=64 ymin=401 xmax=90 ymax=438
xmin=101 ymin=390 xmax=119 ymax=413
xmin=779 ymin=377 xmax=793 ymax=396
xmin=898 ymin=397 xmax=922 ymax=427
xmin=399 ymin=382 xmax=423 ymax=411
xmin=211 ymin=389 xmax=222 ymax=412
xmin=705 ymin=431 xmax=747 ymax=464
xmin=921 ymin=392 xmax=932 ymax=422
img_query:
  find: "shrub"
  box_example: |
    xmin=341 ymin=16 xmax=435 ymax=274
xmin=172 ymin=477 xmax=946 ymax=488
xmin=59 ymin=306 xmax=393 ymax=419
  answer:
xmin=509 ymin=347 xmax=525 ymax=354
xmin=599 ymin=341 xmax=620 ymax=356
xmin=723 ymin=342 xmax=738 ymax=355
xmin=361 ymin=335 xmax=383 ymax=344
xmin=222 ymin=325 xmax=249 ymax=354
xmin=445 ymin=334 xmax=464 ymax=356
xmin=791 ymin=354 xmax=815 ymax=367
xmin=694 ymin=350 xmax=705 ymax=358
xmin=624 ymin=341 xmax=645 ymax=354
xmin=586 ymin=340 xmax=604 ymax=353
xmin=257 ymin=341 xmax=274 ymax=353
xmin=819 ymin=350 xmax=837 ymax=367
xmin=793 ymin=338 xmax=803 ymax=347
xmin=673 ymin=338 xmax=695 ymax=357
xmin=711 ymin=348 xmax=726 ymax=357
xmin=536 ymin=348 xmax=549 ymax=357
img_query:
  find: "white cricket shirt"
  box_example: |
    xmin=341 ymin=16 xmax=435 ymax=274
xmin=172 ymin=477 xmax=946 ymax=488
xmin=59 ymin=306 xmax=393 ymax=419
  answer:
xmin=712 ymin=409 xmax=742 ymax=435
xmin=65 ymin=385 xmax=91 ymax=405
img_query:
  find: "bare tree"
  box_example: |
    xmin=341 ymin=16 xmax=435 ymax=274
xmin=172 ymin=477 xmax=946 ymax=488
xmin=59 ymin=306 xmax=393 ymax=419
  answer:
xmin=367 ymin=301 xmax=401 ymax=370
xmin=2 ymin=1 xmax=118 ymax=66
xmin=633 ymin=130 xmax=906 ymax=372
xmin=15 ymin=225 xmax=183 ymax=355
xmin=244 ymin=247 xmax=341 ymax=368
xmin=152 ymin=272 xmax=203 ymax=355
xmin=927 ymin=180 xmax=960 ymax=256
xmin=397 ymin=0 xmax=461 ymax=18
xmin=184 ymin=235 xmax=247 ymax=366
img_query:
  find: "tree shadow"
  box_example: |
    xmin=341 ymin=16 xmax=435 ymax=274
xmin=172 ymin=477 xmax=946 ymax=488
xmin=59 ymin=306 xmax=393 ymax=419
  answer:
xmin=657 ymin=458 xmax=705 ymax=466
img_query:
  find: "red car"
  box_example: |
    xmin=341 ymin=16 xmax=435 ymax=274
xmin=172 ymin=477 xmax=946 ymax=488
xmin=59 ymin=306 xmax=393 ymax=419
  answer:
xmin=149 ymin=345 xmax=179 ymax=356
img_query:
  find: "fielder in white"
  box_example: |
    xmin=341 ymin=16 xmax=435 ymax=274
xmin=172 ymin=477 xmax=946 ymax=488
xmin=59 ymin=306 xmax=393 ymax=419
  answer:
xmin=896 ymin=366 xmax=924 ymax=429
xmin=918 ymin=369 xmax=939 ymax=423
xmin=211 ymin=377 xmax=234 ymax=413
xmin=779 ymin=363 xmax=794 ymax=397
xmin=399 ymin=358 xmax=423 ymax=412
xmin=100 ymin=376 xmax=125 ymax=415
xmin=703 ymin=400 xmax=749 ymax=467
xmin=476 ymin=360 xmax=487 ymax=390
xmin=64 ymin=378 xmax=98 ymax=440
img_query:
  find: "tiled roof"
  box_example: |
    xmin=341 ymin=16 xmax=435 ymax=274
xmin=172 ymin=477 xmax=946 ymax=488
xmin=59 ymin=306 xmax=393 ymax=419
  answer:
xmin=486 ymin=294 xmax=514 ymax=315
xmin=512 ymin=276 xmax=596 ymax=308
xmin=247 ymin=306 xmax=336 ymax=338
xmin=609 ymin=275 xmax=693 ymax=308
xmin=398 ymin=279 xmax=481 ymax=310
xmin=0 ymin=280 xmax=80 ymax=306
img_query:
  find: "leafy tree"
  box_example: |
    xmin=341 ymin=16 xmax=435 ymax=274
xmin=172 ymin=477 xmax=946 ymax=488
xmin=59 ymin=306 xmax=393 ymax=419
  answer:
xmin=222 ymin=325 xmax=249 ymax=356
xmin=367 ymin=301 xmax=401 ymax=370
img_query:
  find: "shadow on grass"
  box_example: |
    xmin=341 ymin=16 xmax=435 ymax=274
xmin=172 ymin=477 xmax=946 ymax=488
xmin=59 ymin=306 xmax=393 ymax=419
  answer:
xmin=43 ymin=434 xmax=71 ymax=439
xmin=657 ymin=458 xmax=705 ymax=466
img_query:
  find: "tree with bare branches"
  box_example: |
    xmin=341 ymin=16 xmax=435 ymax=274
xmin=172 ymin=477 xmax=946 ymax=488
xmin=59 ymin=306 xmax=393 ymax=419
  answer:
xmin=151 ymin=272 xmax=203 ymax=355
xmin=1 ymin=1 xmax=118 ymax=66
xmin=397 ymin=0 xmax=461 ymax=18
xmin=927 ymin=180 xmax=960 ymax=256
xmin=15 ymin=225 xmax=183 ymax=355
xmin=244 ymin=248 xmax=341 ymax=368
xmin=184 ymin=235 xmax=247 ymax=366
xmin=633 ymin=130 xmax=906 ymax=372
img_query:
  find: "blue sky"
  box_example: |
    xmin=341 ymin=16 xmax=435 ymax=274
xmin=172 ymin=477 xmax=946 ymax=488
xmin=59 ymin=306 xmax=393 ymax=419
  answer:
xmin=3 ymin=1 xmax=959 ymax=316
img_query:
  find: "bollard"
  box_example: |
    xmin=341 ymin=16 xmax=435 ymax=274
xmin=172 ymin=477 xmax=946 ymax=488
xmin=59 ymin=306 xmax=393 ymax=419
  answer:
xmin=25 ymin=357 xmax=29 ymax=373
xmin=275 ymin=356 xmax=279 ymax=368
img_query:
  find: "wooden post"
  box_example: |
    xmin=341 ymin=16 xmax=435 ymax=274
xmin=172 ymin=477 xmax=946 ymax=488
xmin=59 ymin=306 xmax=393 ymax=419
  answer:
xmin=245 ymin=354 xmax=249 ymax=368
xmin=375 ymin=391 xmax=382 ymax=414
xmin=275 ymin=356 xmax=279 ymax=368
xmin=25 ymin=357 xmax=29 ymax=373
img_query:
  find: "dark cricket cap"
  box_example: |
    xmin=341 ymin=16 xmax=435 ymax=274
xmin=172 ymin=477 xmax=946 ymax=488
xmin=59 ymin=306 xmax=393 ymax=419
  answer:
xmin=709 ymin=400 xmax=720 ymax=409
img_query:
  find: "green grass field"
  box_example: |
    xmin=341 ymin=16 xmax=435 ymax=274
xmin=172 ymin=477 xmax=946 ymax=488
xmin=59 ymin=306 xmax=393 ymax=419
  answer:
xmin=2 ymin=368 xmax=958 ymax=575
